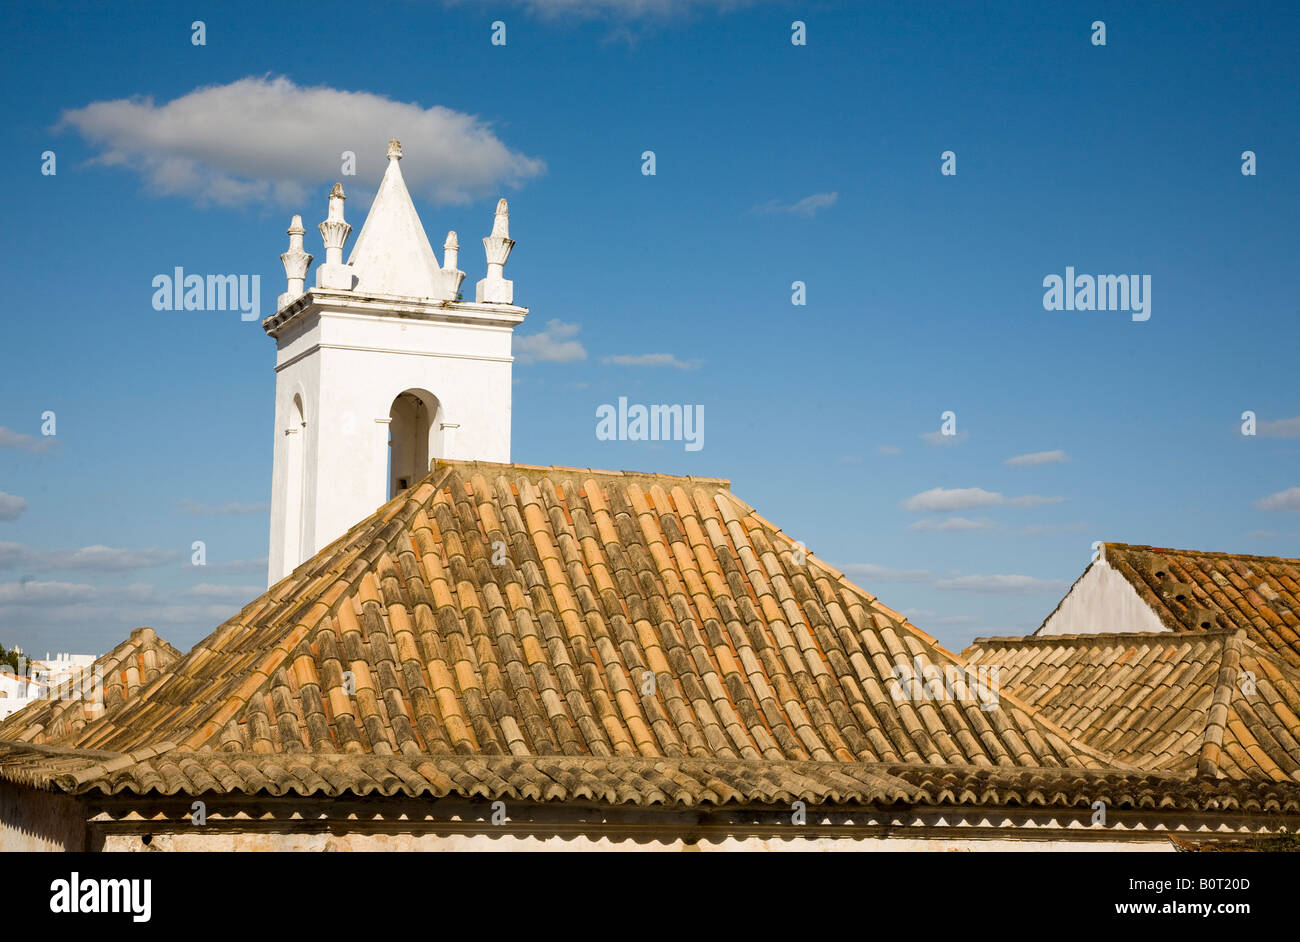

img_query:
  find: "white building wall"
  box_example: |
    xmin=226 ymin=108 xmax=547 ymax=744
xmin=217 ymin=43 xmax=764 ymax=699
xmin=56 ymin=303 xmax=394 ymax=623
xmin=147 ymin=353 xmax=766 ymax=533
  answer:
xmin=267 ymin=305 xmax=516 ymax=585
xmin=1038 ymin=557 xmax=1169 ymax=635
xmin=0 ymin=672 xmax=39 ymax=720
xmin=267 ymin=315 xmax=324 ymax=584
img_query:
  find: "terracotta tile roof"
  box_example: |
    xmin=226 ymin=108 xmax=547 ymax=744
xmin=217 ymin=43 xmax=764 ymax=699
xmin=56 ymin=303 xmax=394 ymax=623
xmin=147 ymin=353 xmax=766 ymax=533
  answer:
xmin=0 ymin=627 xmax=181 ymax=745
xmin=0 ymin=745 xmax=913 ymax=805
xmin=886 ymin=765 xmax=1300 ymax=816
xmin=3 ymin=743 xmax=1296 ymax=817
xmin=964 ymin=630 xmax=1300 ymax=782
xmin=1094 ymin=542 xmax=1300 ymax=668
xmin=0 ymin=461 xmax=1117 ymax=806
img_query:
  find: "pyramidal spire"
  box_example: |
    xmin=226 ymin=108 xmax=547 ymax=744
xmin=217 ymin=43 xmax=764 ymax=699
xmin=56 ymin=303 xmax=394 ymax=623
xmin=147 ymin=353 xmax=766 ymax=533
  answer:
xmin=346 ymin=139 xmax=448 ymax=300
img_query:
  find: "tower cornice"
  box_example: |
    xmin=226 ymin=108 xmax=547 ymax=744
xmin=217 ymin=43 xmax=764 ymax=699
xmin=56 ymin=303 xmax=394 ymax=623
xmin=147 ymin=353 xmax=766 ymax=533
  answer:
xmin=262 ymin=288 xmax=528 ymax=338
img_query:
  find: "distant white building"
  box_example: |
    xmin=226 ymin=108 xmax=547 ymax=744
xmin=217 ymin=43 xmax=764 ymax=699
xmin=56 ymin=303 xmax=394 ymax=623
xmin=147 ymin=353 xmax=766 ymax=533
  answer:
xmin=0 ymin=671 xmax=40 ymax=721
xmin=29 ymin=652 xmax=97 ymax=687
xmin=0 ymin=651 xmax=98 ymax=721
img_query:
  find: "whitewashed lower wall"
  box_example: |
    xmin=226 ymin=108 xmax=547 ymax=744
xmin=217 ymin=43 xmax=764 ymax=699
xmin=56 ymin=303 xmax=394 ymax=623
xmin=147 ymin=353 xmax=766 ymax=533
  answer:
xmin=98 ymin=830 xmax=1172 ymax=852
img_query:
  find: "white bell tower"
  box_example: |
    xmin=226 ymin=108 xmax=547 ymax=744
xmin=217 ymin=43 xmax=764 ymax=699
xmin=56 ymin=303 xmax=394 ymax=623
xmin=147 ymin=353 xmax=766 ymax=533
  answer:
xmin=263 ymin=139 xmax=527 ymax=585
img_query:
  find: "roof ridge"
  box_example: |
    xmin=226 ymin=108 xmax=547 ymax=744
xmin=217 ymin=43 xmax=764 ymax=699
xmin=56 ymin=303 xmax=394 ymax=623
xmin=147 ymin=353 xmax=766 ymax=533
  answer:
xmin=972 ymin=628 xmax=1237 ymax=647
xmin=1237 ymin=635 xmax=1300 ymax=683
xmin=1104 ymin=541 xmax=1300 ymax=565
xmin=1197 ymin=630 xmax=1245 ymax=777
xmin=433 ymin=458 xmax=731 ymax=489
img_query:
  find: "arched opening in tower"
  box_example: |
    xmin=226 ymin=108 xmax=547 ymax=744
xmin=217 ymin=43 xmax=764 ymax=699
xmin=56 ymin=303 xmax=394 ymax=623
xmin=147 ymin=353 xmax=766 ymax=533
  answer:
xmin=284 ymin=394 xmax=307 ymax=569
xmin=388 ymin=389 xmax=443 ymax=498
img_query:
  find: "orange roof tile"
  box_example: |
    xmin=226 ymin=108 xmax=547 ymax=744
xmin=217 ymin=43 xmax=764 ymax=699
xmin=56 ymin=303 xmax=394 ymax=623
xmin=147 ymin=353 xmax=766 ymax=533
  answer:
xmin=1093 ymin=542 xmax=1300 ymax=667
xmin=965 ymin=629 xmax=1300 ymax=782
xmin=0 ymin=461 xmax=1114 ymax=805
xmin=0 ymin=627 xmax=181 ymax=745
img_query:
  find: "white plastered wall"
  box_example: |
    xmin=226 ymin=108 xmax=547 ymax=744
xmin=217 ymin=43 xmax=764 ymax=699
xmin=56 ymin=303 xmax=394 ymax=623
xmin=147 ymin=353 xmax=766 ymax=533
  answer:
xmin=268 ymin=314 xmax=323 ymax=586
xmin=1038 ymin=557 xmax=1169 ymax=635
xmin=267 ymin=305 xmax=515 ymax=585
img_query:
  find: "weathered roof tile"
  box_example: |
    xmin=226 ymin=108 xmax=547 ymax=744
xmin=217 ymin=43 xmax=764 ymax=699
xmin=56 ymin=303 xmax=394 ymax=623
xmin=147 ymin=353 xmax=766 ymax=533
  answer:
xmin=966 ymin=629 xmax=1300 ymax=782
xmin=1095 ymin=543 xmax=1300 ymax=667
xmin=1 ymin=461 xmax=1126 ymax=807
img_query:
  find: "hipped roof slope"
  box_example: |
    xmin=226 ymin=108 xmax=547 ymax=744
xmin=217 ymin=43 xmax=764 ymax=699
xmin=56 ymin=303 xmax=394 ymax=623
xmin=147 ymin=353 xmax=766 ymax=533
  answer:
xmin=9 ymin=461 xmax=1106 ymax=778
xmin=966 ymin=629 xmax=1300 ymax=783
xmin=1084 ymin=542 xmax=1300 ymax=668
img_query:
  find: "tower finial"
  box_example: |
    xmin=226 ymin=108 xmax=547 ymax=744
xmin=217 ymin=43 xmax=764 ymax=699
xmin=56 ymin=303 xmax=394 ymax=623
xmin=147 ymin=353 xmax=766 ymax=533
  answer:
xmin=491 ymin=199 xmax=510 ymax=238
xmin=440 ymin=231 xmax=465 ymax=299
xmin=316 ymin=183 xmax=354 ymax=290
xmin=476 ymin=199 xmax=515 ymax=304
xmin=278 ymin=214 xmax=313 ymax=309
xmin=387 ymin=139 xmax=403 ymax=161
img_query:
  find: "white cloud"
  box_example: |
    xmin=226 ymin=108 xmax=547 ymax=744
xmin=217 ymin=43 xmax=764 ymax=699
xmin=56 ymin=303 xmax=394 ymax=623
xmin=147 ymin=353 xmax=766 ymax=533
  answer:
xmin=902 ymin=487 xmax=1062 ymax=512
xmin=602 ymin=353 xmax=701 ymax=369
xmin=908 ymin=517 xmax=993 ymax=532
xmin=1255 ymin=487 xmax=1300 ymax=512
xmin=838 ymin=563 xmax=933 ymax=583
xmin=1005 ymin=449 xmax=1070 ymax=466
xmin=46 ymin=546 xmax=178 ymax=571
xmin=751 ymin=192 xmax=839 ymax=218
xmin=933 ymin=573 xmax=1066 ymax=594
xmin=0 ymin=580 xmax=97 ymax=604
xmin=921 ymin=430 xmax=970 ymax=447
xmin=178 ymin=500 xmax=270 ymax=516
xmin=0 ymin=493 xmax=28 ymax=522
xmin=515 ymin=319 xmax=587 ymax=363
xmin=58 ymin=76 xmax=545 ymax=207
xmin=1017 ymin=522 xmax=1088 ymax=536
xmin=1258 ymin=417 xmax=1300 ymax=438
xmin=0 ymin=542 xmax=179 ymax=572
xmin=0 ymin=579 xmax=250 ymax=652
xmin=837 ymin=561 xmax=1065 ymax=595
xmin=205 ymin=557 xmax=269 ymax=576
xmin=0 ymin=427 xmax=57 ymax=455
xmin=901 ymin=609 xmax=978 ymax=626
xmin=183 ymin=584 xmax=263 ymax=602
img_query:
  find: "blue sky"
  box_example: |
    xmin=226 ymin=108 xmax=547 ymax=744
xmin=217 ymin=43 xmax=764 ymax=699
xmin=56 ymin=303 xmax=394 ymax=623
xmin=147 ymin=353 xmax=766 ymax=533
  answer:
xmin=1 ymin=0 xmax=1297 ymax=656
